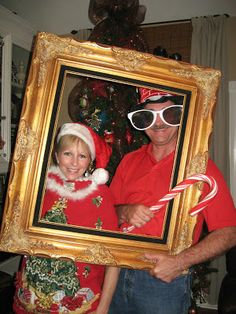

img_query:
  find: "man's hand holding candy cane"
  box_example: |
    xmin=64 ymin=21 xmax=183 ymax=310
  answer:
xmin=121 ymin=174 xmax=218 ymax=233
xmin=115 ymin=174 xmax=236 ymax=283
xmin=144 ymin=173 xmax=236 ymax=283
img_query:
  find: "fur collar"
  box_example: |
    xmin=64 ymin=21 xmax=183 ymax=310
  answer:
xmin=46 ymin=166 xmax=98 ymax=201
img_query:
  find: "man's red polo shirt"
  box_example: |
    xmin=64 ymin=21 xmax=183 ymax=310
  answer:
xmin=110 ymin=143 xmax=236 ymax=243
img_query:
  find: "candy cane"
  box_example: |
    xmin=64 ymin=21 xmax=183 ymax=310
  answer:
xmin=122 ymin=174 xmax=218 ymax=233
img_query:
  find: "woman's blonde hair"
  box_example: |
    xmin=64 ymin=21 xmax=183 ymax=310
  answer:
xmin=53 ymin=134 xmax=92 ymax=165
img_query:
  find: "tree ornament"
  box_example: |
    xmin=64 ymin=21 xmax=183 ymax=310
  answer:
xmin=87 ymin=108 xmax=102 ymax=131
xmin=88 ymin=0 xmax=149 ymax=52
xmin=95 ymin=217 xmax=103 ymax=229
xmin=104 ymin=130 xmax=114 ymax=145
xmin=126 ymin=128 xmax=133 ymax=145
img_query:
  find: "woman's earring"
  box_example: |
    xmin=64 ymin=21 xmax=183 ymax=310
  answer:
xmin=88 ymin=161 xmax=95 ymax=173
xmin=85 ymin=161 xmax=95 ymax=177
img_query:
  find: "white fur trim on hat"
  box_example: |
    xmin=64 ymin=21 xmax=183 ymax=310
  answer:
xmin=147 ymin=94 xmax=173 ymax=102
xmin=57 ymin=123 xmax=95 ymax=160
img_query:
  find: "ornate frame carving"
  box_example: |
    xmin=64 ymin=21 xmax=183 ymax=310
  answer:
xmin=0 ymin=32 xmax=221 ymax=269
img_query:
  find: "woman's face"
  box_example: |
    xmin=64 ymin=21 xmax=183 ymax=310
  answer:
xmin=56 ymin=139 xmax=91 ymax=181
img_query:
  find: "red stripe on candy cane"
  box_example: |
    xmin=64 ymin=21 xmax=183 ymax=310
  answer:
xmin=122 ymin=174 xmax=218 ymax=233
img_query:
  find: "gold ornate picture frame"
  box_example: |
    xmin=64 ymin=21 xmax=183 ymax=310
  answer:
xmin=0 ymin=32 xmax=221 ymax=270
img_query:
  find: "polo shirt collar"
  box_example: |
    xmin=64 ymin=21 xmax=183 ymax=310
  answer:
xmin=147 ymin=143 xmax=175 ymax=165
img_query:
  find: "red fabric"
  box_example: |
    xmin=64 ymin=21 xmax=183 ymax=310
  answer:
xmin=14 ymin=168 xmax=118 ymax=314
xmin=139 ymin=87 xmax=175 ymax=103
xmin=82 ymin=123 xmax=112 ymax=168
xmin=41 ymin=173 xmax=118 ymax=229
xmin=110 ymin=143 xmax=236 ymax=242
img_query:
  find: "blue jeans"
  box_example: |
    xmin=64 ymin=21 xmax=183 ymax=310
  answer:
xmin=109 ymin=268 xmax=191 ymax=314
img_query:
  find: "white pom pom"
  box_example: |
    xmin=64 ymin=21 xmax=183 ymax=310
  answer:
xmin=91 ymin=168 xmax=109 ymax=184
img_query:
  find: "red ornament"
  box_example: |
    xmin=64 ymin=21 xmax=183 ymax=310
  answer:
xmin=90 ymin=80 xmax=108 ymax=98
xmin=61 ymin=295 xmax=84 ymax=311
xmin=50 ymin=303 xmax=60 ymax=312
xmin=126 ymin=128 xmax=133 ymax=144
xmin=22 ymin=288 xmax=32 ymax=303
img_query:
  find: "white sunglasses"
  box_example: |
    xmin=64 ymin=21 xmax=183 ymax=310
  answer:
xmin=127 ymin=105 xmax=183 ymax=130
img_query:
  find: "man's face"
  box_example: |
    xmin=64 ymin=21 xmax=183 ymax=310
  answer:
xmin=144 ymin=100 xmax=179 ymax=148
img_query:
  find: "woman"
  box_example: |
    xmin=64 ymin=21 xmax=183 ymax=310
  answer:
xmin=13 ymin=123 xmax=119 ymax=314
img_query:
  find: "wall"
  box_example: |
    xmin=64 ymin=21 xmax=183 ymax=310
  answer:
xmin=0 ymin=0 xmax=235 ymax=76
xmin=0 ymin=0 xmax=236 ymax=35
xmin=0 ymin=1 xmax=235 ymax=79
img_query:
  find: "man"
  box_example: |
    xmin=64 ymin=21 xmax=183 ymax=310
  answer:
xmin=108 ymin=87 xmax=236 ymax=314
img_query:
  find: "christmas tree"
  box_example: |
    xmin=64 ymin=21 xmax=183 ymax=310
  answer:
xmin=68 ymin=0 xmax=150 ymax=179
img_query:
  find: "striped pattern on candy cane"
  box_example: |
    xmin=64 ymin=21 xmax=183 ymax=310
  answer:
xmin=122 ymin=174 xmax=218 ymax=233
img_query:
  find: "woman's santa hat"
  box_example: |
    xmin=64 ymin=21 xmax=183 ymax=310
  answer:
xmin=57 ymin=123 xmax=112 ymax=184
